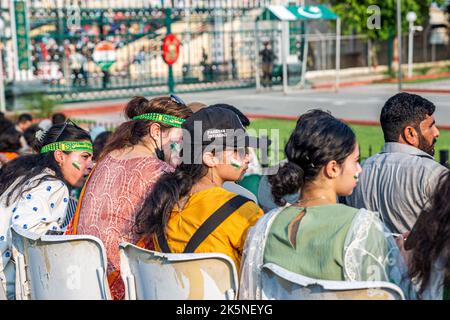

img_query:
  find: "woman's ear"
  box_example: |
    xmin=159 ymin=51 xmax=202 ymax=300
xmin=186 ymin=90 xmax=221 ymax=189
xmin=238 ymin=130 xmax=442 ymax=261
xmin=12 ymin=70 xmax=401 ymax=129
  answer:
xmin=53 ymin=150 xmax=65 ymax=166
xmin=202 ymin=151 xmax=217 ymax=168
xmin=324 ymin=160 xmax=340 ymax=179
xmin=149 ymin=123 xmax=161 ymax=140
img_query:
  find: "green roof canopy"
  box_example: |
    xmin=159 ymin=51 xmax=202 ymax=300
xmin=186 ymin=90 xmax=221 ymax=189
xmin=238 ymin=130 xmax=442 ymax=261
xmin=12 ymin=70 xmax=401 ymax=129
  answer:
xmin=258 ymin=5 xmax=338 ymax=21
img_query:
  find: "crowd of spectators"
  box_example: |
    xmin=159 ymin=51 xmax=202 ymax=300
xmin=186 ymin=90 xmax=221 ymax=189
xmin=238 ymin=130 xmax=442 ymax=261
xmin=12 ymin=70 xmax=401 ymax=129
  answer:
xmin=0 ymin=92 xmax=448 ymax=301
xmin=30 ymin=13 xmax=163 ymax=86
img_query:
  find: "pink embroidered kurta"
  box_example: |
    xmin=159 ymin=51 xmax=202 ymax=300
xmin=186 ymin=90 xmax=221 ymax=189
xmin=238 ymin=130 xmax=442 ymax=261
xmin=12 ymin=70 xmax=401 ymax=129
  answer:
xmin=76 ymin=154 xmax=173 ymax=299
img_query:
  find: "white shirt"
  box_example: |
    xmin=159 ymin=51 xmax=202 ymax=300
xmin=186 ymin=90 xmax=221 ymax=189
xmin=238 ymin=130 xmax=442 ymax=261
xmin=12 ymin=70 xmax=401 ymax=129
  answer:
xmin=0 ymin=170 xmax=69 ymax=275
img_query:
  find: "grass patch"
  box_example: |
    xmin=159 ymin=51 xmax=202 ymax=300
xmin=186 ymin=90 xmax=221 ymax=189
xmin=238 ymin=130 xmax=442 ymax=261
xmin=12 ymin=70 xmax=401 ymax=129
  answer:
xmin=249 ymin=118 xmax=450 ymax=164
xmin=414 ymin=66 xmax=432 ymax=76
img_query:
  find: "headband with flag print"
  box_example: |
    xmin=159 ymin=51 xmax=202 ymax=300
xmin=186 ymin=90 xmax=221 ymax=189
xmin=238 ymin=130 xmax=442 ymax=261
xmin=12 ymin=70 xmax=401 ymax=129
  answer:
xmin=40 ymin=141 xmax=93 ymax=154
xmin=132 ymin=113 xmax=185 ymax=128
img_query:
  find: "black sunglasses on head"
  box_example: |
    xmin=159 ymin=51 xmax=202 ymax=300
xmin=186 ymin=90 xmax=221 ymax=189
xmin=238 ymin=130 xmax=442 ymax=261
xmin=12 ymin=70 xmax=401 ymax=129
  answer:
xmin=170 ymin=94 xmax=186 ymax=106
xmin=53 ymin=119 xmax=83 ymax=143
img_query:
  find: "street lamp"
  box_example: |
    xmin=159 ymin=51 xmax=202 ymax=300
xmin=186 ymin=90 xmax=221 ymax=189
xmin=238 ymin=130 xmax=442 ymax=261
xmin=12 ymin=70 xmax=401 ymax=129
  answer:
xmin=396 ymin=0 xmax=402 ymax=91
xmin=0 ymin=17 xmax=6 ymax=113
xmin=406 ymin=11 xmax=423 ymax=78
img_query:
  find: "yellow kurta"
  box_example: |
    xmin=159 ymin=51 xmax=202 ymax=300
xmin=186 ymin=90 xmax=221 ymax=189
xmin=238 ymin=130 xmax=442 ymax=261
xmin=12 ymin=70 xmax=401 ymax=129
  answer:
xmin=155 ymin=187 xmax=263 ymax=270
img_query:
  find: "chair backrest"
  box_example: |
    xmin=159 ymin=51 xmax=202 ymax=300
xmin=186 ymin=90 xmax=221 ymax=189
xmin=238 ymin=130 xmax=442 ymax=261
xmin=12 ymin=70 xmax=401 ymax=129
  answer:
xmin=261 ymin=263 xmax=405 ymax=300
xmin=11 ymin=226 xmax=111 ymax=300
xmin=0 ymin=282 xmax=6 ymax=300
xmin=119 ymin=242 xmax=238 ymax=300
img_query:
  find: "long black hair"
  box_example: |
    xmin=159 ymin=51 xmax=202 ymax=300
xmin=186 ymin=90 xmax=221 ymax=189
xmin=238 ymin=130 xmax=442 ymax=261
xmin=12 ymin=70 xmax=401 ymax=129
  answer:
xmin=134 ymin=162 xmax=208 ymax=239
xmin=0 ymin=123 xmax=91 ymax=206
xmin=269 ymin=109 xmax=357 ymax=206
xmin=409 ymin=171 xmax=450 ymax=297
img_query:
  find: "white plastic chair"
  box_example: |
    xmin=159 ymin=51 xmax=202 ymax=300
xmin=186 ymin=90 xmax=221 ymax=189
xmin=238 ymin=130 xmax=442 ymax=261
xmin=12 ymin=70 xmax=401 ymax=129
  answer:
xmin=261 ymin=263 xmax=405 ymax=300
xmin=0 ymin=283 xmax=6 ymax=300
xmin=11 ymin=226 xmax=111 ymax=300
xmin=119 ymin=242 xmax=238 ymax=300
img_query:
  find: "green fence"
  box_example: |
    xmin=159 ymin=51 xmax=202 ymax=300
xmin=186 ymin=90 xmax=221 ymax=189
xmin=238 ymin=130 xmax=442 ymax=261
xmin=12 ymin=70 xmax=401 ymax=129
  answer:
xmin=0 ymin=0 xmax=289 ymax=105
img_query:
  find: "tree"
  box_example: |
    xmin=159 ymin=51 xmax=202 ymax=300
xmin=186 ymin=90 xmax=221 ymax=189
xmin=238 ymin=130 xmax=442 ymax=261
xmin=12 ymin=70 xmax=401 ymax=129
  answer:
xmin=322 ymin=0 xmax=441 ymax=39
xmin=25 ymin=93 xmax=56 ymax=119
xmin=321 ymin=0 xmax=445 ymax=71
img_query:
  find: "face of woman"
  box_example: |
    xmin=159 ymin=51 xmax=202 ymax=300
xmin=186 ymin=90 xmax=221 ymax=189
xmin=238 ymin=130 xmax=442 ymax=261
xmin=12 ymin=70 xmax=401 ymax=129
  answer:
xmin=57 ymin=149 xmax=94 ymax=188
xmin=215 ymin=148 xmax=251 ymax=183
xmin=161 ymin=127 xmax=183 ymax=168
xmin=335 ymin=143 xmax=362 ymax=196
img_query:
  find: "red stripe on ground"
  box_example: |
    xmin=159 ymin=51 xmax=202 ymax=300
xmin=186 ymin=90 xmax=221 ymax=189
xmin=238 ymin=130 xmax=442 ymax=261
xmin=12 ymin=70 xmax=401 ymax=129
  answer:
xmin=61 ymin=104 xmax=125 ymax=117
xmin=313 ymin=72 xmax=450 ymax=89
xmin=312 ymin=80 xmax=375 ymax=89
xmin=379 ymin=72 xmax=450 ymax=83
xmin=403 ymin=88 xmax=450 ymax=94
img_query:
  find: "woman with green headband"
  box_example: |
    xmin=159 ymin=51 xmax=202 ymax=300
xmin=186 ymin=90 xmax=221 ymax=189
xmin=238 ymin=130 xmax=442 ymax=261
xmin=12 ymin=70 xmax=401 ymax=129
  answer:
xmin=0 ymin=122 xmax=93 ymax=299
xmin=70 ymin=95 xmax=192 ymax=300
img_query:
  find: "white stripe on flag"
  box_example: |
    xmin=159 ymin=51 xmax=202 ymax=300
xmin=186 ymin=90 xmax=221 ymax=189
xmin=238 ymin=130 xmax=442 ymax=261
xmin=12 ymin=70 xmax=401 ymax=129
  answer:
xmin=268 ymin=5 xmax=297 ymax=21
xmin=93 ymin=51 xmax=116 ymax=62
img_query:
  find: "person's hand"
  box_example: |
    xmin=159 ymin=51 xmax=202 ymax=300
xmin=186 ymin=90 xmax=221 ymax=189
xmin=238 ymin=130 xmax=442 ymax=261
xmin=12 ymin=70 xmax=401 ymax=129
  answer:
xmin=395 ymin=231 xmax=412 ymax=265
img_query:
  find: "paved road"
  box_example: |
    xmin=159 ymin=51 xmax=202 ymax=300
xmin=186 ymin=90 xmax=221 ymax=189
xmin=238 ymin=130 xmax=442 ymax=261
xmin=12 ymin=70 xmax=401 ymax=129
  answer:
xmin=60 ymin=81 xmax=450 ymax=126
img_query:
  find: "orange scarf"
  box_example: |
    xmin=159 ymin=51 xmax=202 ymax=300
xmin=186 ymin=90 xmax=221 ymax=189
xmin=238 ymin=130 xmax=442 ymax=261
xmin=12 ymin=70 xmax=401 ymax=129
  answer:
xmin=64 ymin=164 xmax=97 ymax=235
xmin=0 ymin=152 xmax=19 ymax=161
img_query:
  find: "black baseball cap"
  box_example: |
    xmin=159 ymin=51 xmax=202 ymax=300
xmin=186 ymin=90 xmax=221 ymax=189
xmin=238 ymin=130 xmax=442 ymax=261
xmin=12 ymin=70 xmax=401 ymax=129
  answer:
xmin=182 ymin=107 xmax=270 ymax=149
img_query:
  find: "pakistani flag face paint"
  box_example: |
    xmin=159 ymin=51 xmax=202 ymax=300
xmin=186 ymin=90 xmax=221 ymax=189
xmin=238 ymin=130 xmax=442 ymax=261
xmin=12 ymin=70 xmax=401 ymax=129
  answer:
xmin=163 ymin=128 xmax=184 ymax=168
xmin=72 ymin=161 xmax=81 ymax=170
xmin=58 ymin=146 xmax=93 ymax=188
xmin=218 ymin=150 xmax=249 ymax=182
xmin=230 ymin=158 xmax=242 ymax=169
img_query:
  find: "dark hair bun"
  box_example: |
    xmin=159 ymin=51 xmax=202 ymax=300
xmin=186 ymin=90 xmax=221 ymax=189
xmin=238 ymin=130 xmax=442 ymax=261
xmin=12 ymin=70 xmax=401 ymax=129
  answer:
xmin=269 ymin=161 xmax=304 ymax=206
xmin=125 ymin=96 xmax=150 ymax=119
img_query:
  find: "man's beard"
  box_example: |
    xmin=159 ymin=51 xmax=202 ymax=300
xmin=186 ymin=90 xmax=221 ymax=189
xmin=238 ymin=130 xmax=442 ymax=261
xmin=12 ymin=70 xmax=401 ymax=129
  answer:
xmin=418 ymin=133 xmax=436 ymax=156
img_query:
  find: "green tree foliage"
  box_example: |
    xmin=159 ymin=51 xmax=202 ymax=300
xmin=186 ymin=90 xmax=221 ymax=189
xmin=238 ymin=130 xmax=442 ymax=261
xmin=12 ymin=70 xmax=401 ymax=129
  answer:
xmin=25 ymin=93 xmax=56 ymax=118
xmin=322 ymin=0 xmax=444 ymax=40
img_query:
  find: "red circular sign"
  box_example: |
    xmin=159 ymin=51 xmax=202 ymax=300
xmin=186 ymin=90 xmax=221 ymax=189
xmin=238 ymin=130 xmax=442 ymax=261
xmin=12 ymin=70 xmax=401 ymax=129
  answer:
xmin=162 ymin=34 xmax=181 ymax=65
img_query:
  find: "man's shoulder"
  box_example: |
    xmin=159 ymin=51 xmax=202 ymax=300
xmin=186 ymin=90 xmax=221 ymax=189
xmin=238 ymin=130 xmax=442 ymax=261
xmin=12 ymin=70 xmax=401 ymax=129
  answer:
xmin=363 ymin=150 xmax=438 ymax=164
xmin=361 ymin=150 xmax=448 ymax=176
xmin=360 ymin=152 xmax=386 ymax=167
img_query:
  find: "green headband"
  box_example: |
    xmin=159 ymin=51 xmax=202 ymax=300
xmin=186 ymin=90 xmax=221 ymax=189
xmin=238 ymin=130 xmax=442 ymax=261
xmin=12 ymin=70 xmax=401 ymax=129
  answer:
xmin=40 ymin=141 xmax=93 ymax=154
xmin=132 ymin=113 xmax=185 ymax=128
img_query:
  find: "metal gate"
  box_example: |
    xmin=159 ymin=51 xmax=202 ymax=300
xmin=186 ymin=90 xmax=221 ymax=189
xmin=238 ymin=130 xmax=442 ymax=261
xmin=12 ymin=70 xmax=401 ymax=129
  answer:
xmin=0 ymin=0 xmax=289 ymax=104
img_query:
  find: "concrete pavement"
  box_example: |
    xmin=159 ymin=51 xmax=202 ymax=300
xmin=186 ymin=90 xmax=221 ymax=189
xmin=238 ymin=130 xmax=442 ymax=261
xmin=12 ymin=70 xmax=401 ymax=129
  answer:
xmin=59 ymin=81 xmax=450 ymax=127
